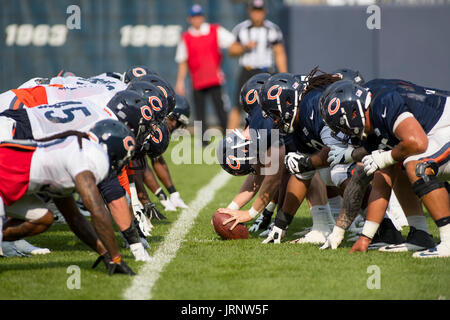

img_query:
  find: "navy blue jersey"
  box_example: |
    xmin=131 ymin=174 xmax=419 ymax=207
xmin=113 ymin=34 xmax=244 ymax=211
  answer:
xmin=245 ymin=104 xmax=277 ymax=150
xmin=364 ymin=79 xmax=448 ymax=151
xmin=285 ymin=88 xmax=326 ymax=154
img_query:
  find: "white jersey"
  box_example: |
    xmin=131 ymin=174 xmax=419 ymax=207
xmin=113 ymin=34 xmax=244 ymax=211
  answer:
xmin=28 ymin=136 xmax=109 ymax=197
xmin=0 ymin=73 xmax=126 ymax=112
xmin=26 ymin=99 xmax=118 ymax=140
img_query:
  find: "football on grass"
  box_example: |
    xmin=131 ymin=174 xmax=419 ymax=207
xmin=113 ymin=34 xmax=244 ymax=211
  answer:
xmin=212 ymin=211 xmax=249 ymax=240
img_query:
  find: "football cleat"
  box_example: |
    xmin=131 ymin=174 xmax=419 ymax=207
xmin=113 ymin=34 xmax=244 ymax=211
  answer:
xmin=368 ymin=218 xmax=405 ymax=250
xmin=379 ymin=227 xmax=435 ymax=252
xmin=412 ymin=242 xmax=450 ymax=258
xmin=170 ymin=192 xmax=188 ymax=209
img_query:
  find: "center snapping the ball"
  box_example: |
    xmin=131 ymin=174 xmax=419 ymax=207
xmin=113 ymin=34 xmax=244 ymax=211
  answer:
xmin=212 ymin=211 xmax=249 ymax=240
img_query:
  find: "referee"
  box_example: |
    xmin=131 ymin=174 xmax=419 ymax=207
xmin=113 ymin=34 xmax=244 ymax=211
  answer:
xmin=227 ymin=0 xmax=288 ymax=129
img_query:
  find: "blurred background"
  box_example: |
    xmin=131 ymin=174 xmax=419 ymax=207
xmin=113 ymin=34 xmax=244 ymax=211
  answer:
xmin=1 ymin=0 xmax=449 ymax=126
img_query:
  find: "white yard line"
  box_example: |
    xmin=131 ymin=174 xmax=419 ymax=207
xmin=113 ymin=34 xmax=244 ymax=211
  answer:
xmin=123 ymin=170 xmax=231 ymax=300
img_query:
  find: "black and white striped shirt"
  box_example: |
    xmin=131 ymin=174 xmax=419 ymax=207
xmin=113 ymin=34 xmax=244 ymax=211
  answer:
xmin=232 ymin=19 xmax=284 ymax=69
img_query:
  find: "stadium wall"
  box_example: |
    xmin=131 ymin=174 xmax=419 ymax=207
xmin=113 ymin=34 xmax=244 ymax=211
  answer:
xmin=1 ymin=1 xmax=449 ymax=99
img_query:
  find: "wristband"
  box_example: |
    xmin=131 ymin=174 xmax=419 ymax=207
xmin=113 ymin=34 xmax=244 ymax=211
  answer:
xmin=361 ymin=220 xmax=380 ymax=239
xmin=249 ymin=207 xmax=259 ymax=219
xmin=227 ymin=201 xmax=240 ymax=210
xmin=266 ymin=201 xmax=276 ymax=213
xmin=344 ymin=146 xmax=355 ymax=163
xmin=111 ymin=254 xmax=122 ymax=264
xmin=381 ymin=150 xmax=397 ymax=167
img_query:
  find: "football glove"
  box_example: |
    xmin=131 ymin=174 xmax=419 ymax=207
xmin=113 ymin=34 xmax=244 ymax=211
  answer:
xmin=107 ymin=259 xmax=136 ymax=276
xmin=261 ymin=225 xmax=286 ymax=244
xmin=134 ymin=209 xmax=152 ymax=237
xmin=320 ymin=226 xmax=345 ymax=250
xmin=144 ymin=202 xmax=167 ymax=220
xmin=362 ymin=150 xmax=396 ymax=176
xmin=92 ymin=253 xmax=111 ymax=269
xmin=285 ymin=152 xmax=314 ymax=175
xmin=249 ymin=209 xmax=273 ymax=232
xmin=327 ymin=145 xmax=354 ymax=167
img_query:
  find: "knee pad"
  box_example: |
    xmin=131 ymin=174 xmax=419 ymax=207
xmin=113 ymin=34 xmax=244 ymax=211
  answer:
xmin=412 ymin=175 xmax=445 ymax=199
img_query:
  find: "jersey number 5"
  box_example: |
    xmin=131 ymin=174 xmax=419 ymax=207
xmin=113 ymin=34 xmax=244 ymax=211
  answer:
xmin=44 ymin=106 xmax=91 ymax=123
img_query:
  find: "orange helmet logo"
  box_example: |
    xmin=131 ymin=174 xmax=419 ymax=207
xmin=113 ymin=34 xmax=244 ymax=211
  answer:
xmin=151 ymin=128 xmax=163 ymax=144
xmin=132 ymin=67 xmax=147 ymax=77
xmin=140 ymin=105 xmax=153 ymax=120
xmin=226 ymin=155 xmax=240 ymax=170
xmin=328 ymin=97 xmax=340 ymax=115
xmin=267 ymin=85 xmax=282 ymax=100
xmin=245 ymin=89 xmax=257 ymax=105
xmin=149 ymin=96 xmax=162 ymax=112
xmin=123 ymin=136 xmax=136 ymax=151
xmin=157 ymin=85 xmax=168 ymax=98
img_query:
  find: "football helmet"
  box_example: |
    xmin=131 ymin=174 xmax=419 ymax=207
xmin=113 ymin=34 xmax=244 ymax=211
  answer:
xmin=107 ymin=90 xmax=156 ymax=147
xmin=318 ymin=80 xmax=372 ymax=140
xmin=216 ymin=129 xmax=258 ymax=176
xmin=259 ymin=73 xmax=305 ymax=134
xmin=141 ymin=121 xmax=170 ymax=159
xmin=168 ymin=94 xmax=191 ymax=129
xmin=332 ymin=68 xmax=365 ymax=85
xmin=126 ymin=81 xmax=169 ymax=124
xmin=122 ymin=65 xmax=157 ymax=84
xmin=131 ymin=74 xmax=176 ymax=113
xmin=89 ymin=119 xmax=136 ymax=174
xmin=239 ymin=73 xmax=271 ymax=114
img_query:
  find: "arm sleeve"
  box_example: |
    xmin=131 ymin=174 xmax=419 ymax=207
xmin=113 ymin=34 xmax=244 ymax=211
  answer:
xmin=217 ymin=26 xmax=236 ymax=49
xmin=320 ymin=126 xmax=347 ymax=149
xmin=174 ymin=39 xmax=187 ymax=63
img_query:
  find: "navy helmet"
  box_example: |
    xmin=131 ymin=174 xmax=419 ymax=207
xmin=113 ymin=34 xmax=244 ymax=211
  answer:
xmin=259 ymin=73 xmax=305 ymax=134
xmin=89 ymin=119 xmax=136 ymax=174
xmin=239 ymin=72 xmax=271 ymax=114
xmin=122 ymin=65 xmax=157 ymax=84
xmin=331 ymin=68 xmax=365 ymax=85
xmin=131 ymin=74 xmax=176 ymax=113
xmin=216 ymin=129 xmax=258 ymax=176
xmin=168 ymin=94 xmax=191 ymax=128
xmin=318 ymin=80 xmax=372 ymax=140
xmin=126 ymin=81 xmax=169 ymax=124
xmin=107 ymin=90 xmax=156 ymax=147
xmin=142 ymin=121 xmax=170 ymax=159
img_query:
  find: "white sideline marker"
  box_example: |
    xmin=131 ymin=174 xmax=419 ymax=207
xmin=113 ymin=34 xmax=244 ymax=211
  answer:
xmin=123 ymin=170 xmax=231 ymax=300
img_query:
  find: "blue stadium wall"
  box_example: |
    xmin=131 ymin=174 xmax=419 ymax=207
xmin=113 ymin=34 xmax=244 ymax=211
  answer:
xmin=1 ymin=1 xmax=449 ymax=107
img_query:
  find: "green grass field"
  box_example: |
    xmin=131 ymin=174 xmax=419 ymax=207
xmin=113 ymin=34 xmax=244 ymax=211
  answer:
xmin=0 ymin=138 xmax=449 ymax=300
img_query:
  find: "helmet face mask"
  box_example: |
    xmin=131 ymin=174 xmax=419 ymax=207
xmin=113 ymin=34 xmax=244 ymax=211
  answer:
xmin=259 ymin=73 xmax=302 ymax=135
xmin=168 ymin=94 xmax=191 ymax=130
xmin=217 ymin=129 xmax=258 ymax=176
xmin=89 ymin=119 xmax=137 ymax=174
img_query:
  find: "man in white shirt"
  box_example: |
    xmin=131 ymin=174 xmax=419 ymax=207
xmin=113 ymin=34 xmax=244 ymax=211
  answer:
xmin=227 ymin=0 xmax=288 ymax=130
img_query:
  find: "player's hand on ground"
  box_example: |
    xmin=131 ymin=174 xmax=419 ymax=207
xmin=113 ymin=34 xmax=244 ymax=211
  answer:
xmin=349 ymin=235 xmax=372 ymax=253
xmin=144 ymin=202 xmax=167 ymax=220
xmin=217 ymin=208 xmax=251 ymax=231
xmin=362 ymin=150 xmax=395 ymax=176
xmin=320 ymin=226 xmax=345 ymax=250
xmin=249 ymin=211 xmax=272 ymax=232
xmin=107 ymin=258 xmax=136 ymax=276
xmin=285 ymin=152 xmax=314 ymax=175
xmin=261 ymin=225 xmax=286 ymax=244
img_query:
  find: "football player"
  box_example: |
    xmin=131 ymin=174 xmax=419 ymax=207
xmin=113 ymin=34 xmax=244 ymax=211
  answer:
xmin=0 ymin=90 xmax=158 ymax=261
xmin=319 ymin=79 xmax=450 ymax=257
xmin=0 ymin=120 xmax=136 ymax=275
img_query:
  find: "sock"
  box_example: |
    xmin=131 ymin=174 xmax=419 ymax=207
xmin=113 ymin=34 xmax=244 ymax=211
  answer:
xmin=155 ymin=187 xmax=168 ymax=201
xmin=323 ymin=203 xmax=336 ymax=229
xmin=436 ymin=217 xmax=450 ymax=244
xmin=274 ymin=209 xmax=294 ymax=230
xmin=310 ymin=205 xmax=332 ymax=232
xmin=406 ymin=215 xmax=429 ymax=233
xmin=167 ymin=185 xmax=176 ymax=194
xmin=328 ymin=196 xmax=342 ymax=221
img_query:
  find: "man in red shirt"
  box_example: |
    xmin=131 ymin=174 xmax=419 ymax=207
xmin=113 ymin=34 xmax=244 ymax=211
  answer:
xmin=175 ymin=4 xmax=235 ymax=140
